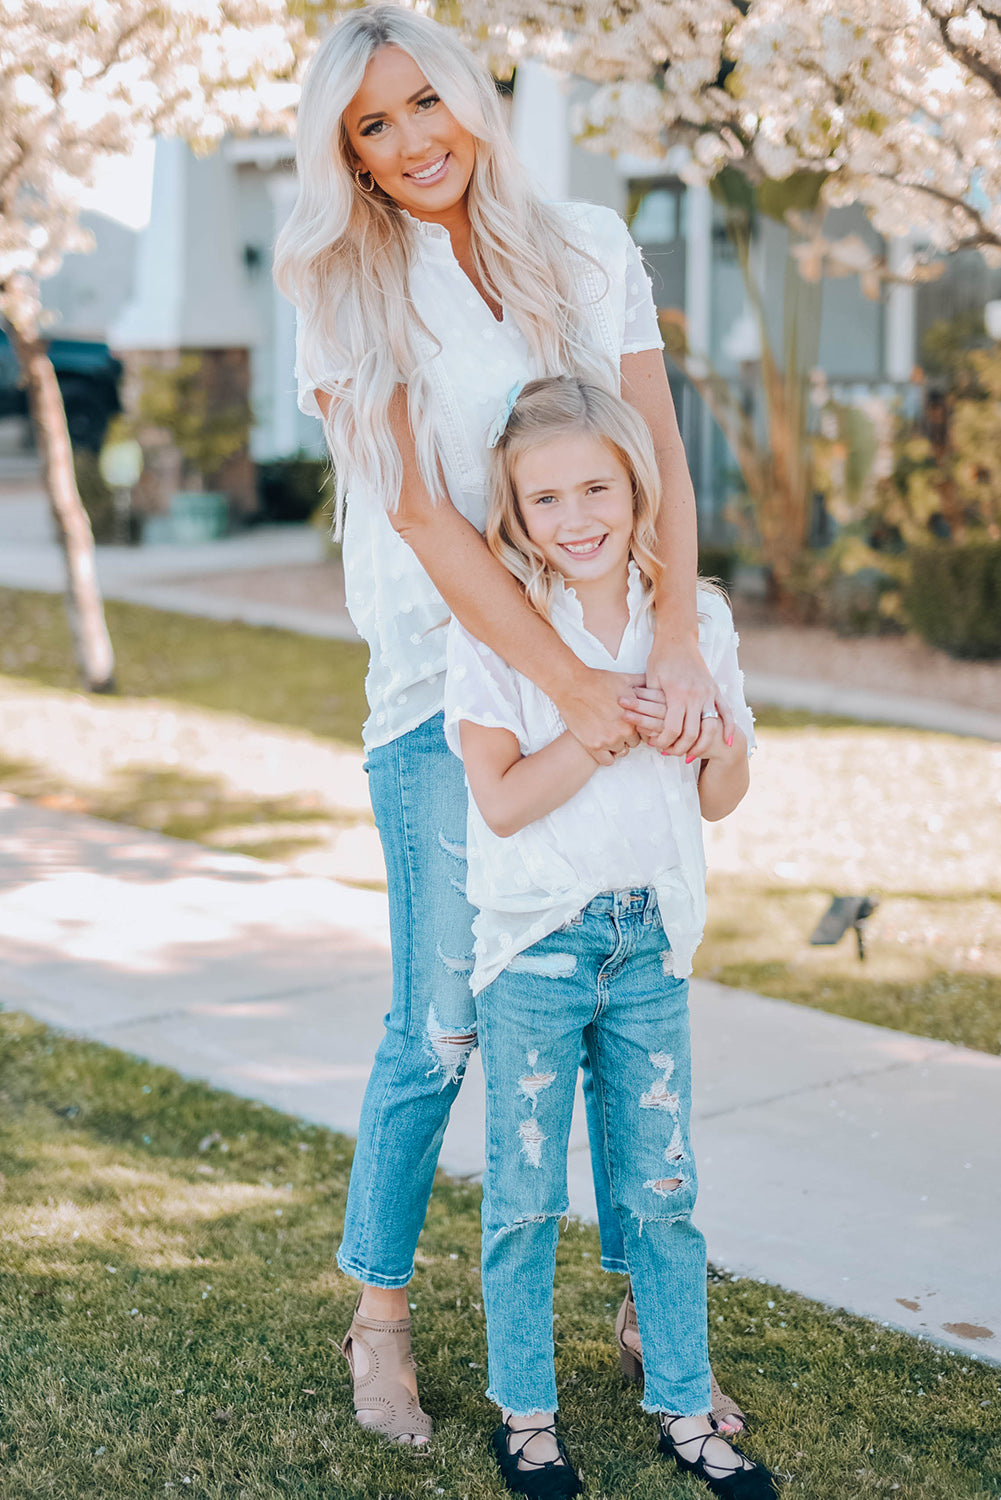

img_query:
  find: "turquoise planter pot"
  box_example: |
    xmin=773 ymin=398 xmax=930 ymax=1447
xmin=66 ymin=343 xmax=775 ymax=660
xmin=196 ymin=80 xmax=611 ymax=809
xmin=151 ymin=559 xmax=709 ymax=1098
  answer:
xmin=143 ymin=491 xmax=229 ymax=545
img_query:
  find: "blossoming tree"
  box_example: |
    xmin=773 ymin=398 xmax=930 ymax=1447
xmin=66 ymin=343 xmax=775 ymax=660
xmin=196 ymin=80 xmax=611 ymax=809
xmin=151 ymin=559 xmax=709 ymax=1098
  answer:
xmin=0 ymin=1 xmax=307 ymax=690
xmin=471 ymin=0 xmax=1001 ymax=259
xmin=466 ymin=0 xmax=1000 ymax=598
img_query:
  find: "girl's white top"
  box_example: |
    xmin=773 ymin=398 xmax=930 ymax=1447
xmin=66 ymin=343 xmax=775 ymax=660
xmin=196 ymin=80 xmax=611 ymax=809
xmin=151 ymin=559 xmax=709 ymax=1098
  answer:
xmin=444 ymin=575 xmax=755 ymax=995
xmin=295 ymin=203 xmax=663 ymax=751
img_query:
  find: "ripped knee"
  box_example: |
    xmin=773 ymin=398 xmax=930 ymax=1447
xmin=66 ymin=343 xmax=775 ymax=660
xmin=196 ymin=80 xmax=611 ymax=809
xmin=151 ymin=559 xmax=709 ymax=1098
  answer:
xmin=491 ymin=1207 xmax=565 ymax=1242
xmin=644 ymin=1176 xmax=684 ymax=1197
xmin=426 ymin=1001 xmax=477 ymax=1087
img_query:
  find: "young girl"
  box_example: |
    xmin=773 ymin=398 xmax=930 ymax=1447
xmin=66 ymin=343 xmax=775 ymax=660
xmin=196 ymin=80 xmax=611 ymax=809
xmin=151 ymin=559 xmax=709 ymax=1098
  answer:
xmin=444 ymin=378 xmax=776 ymax=1498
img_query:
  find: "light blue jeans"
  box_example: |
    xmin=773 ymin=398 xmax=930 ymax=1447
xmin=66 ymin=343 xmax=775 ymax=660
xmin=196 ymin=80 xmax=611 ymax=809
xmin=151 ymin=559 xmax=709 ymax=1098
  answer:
xmin=478 ymin=889 xmax=711 ymax=1417
xmin=336 ymin=714 xmax=627 ymax=1287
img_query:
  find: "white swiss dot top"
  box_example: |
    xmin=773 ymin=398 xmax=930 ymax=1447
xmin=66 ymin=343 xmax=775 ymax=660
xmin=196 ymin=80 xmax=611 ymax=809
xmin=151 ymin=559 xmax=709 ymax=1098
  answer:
xmin=295 ymin=202 xmax=664 ymax=751
xmin=443 ymin=577 xmax=756 ymax=996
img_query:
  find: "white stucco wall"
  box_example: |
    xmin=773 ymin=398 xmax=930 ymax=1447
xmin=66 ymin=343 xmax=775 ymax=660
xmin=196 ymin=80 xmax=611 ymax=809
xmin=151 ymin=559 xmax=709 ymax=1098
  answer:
xmin=111 ymin=140 xmax=257 ymax=352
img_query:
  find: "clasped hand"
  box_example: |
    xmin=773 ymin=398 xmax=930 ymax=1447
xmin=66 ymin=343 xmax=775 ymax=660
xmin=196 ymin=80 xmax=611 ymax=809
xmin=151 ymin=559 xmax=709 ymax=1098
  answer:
xmin=618 ymin=638 xmax=735 ymax=760
xmin=617 ymin=684 xmax=734 ymax=764
xmin=554 ymin=641 xmax=734 ymax=767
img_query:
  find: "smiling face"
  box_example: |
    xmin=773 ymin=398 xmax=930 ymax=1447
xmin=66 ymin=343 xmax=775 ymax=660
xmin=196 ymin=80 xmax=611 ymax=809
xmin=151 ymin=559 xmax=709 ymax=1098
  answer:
xmin=512 ymin=429 xmax=637 ymax=600
xmin=342 ymin=45 xmax=477 ymax=230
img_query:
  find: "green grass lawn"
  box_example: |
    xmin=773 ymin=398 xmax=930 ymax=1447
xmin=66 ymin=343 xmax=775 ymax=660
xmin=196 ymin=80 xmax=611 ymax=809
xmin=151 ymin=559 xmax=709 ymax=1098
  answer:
xmin=0 ymin=588 xmax=369 ymax=745
xmin=0 ymin=589 xmax=896 ymax=752
xmin=696 ymin=879 xmax=1001 ymax=1056
xmin=1 ymin=1011 xmax=998 ymax=1500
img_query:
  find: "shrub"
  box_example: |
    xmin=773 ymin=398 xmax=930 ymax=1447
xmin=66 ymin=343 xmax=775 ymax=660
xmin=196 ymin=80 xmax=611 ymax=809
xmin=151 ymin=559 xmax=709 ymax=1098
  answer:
xmin=73 ymin=446 xmax=142 ymax=545
xmin=697 ymin=545 xmax=738 ymax=586
xmin=73 ymin=448 xmax=115 ymax=542
xmin=257 ymin=454 xmax=332 ymax=524
xmin=905 ymin=540 xmax=1001 ymax=659
xmin=823 ymin=563 xmax=903 ymax=637
xmin=130 ymin=353 xmax=251 ymax=491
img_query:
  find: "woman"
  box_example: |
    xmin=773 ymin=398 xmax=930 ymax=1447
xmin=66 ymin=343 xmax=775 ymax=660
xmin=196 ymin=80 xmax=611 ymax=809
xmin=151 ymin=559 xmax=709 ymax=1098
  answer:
xmin=274 ymin=4 xmax=742 ymax=1450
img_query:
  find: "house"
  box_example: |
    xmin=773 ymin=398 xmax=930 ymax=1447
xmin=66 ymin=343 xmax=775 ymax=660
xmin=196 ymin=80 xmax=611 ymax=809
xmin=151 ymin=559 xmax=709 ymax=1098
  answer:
xmin=50 ymin=62 xmax=1001 ymax=528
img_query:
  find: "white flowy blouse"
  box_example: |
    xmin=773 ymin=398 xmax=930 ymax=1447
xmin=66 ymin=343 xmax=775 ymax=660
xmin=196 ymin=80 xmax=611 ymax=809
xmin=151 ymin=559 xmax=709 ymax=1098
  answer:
xmin=295 ymin=202 xmax=664 ymax=751
xmin=443 ymin=577 xmax=756 ymax=996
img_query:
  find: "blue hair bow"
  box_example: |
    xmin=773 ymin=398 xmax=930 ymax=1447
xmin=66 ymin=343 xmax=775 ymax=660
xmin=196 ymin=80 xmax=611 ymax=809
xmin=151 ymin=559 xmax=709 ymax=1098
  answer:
xmin=486 ymin=380 xmax=526 ymax=449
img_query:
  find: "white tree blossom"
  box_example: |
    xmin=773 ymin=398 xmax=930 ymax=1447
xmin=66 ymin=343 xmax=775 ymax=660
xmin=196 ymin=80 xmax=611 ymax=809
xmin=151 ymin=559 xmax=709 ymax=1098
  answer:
xmin=459 ymin=0 xmax=1001 ymax=599
xmin=0 ymin=0 xmax=305 ymax=331
xmin=467 ymin=0 xmax=1001 ymax=259
xmin=0 ymin=0 xmax=313 ymax=691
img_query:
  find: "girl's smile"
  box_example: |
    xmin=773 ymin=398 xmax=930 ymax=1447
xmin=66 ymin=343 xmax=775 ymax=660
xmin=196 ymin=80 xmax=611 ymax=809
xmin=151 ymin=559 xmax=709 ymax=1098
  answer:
xmin=344 ymin=46 xmax=476 ymax=231
xmin=514 ymin=431 xmax=635 ymax=602
xmin=559 ymin=535 xmax=608 ymax=557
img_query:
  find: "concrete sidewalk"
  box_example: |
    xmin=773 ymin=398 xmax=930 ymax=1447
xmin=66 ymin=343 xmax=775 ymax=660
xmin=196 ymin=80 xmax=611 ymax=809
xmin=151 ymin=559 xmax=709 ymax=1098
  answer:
xmin=2 ymin=793 xmax=999 ymax=1365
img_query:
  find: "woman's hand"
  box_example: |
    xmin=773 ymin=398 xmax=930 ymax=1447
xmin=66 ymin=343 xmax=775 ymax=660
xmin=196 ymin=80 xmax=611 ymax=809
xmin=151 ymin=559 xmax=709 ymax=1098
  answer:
xmin=618 ymin=685 xmax=729 ymax=763
xmin=622 ymin=636 xmax=735 ymax=756
xmin=554 ymin=666 xmax=644 ymax=766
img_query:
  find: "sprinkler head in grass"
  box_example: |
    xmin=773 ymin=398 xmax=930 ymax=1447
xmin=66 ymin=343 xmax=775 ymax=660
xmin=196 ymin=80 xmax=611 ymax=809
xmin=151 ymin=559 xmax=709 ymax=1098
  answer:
xmin=810 ymin=895 xmax=879 ymax=961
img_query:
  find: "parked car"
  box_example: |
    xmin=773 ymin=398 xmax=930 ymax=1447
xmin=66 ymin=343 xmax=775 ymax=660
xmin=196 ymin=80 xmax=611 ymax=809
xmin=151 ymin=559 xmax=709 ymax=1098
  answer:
xmin=0 ymin=327 xmax=123 ymax=451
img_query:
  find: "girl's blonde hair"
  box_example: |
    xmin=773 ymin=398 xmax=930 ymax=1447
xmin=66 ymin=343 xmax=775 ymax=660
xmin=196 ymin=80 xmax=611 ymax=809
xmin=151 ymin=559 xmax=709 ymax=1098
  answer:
xmin=273 ymin=6 xmax=612 ymax=527
xmin=486 ymin=377 xmax=663 ymax=621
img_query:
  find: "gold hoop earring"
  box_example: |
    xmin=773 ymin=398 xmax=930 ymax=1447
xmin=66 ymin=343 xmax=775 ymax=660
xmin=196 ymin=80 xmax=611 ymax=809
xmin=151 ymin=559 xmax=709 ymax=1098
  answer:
xmin=354 ymin=167 xmax=376 ymax=193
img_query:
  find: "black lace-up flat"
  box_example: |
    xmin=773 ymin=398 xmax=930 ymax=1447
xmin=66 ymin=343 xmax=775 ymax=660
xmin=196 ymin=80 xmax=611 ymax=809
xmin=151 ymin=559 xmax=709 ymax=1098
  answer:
xmin=658 ymin=1413 xmax=778 ymax=1497
xmin=615 ymin=1284 xmax=748 ymax=1433
xmin=492 ymin=1417 xmax=584 ymax=1498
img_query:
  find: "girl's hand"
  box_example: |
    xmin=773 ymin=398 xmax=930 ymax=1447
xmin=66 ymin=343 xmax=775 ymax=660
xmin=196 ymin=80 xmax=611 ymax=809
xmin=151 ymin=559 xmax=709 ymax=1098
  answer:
xmin=686 ymin=717 xmax=746 ymax=767
xmin=554 ymin=667 xmax=645 ymax=765
xmin=617 ymin=685 xmax=669 ymax=744
xmin=618 ymin=688 xmax=738 ymax=765
xmin=694 ymin=721 xmax=749 ymax=821
xmin=631 ymin=637 xmax=736 ymax=756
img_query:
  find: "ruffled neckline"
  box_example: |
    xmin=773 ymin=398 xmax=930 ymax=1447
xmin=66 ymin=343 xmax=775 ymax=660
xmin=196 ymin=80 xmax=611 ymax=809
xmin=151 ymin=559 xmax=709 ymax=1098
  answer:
xmin=400 ymin=208 xmax=453 ymax=247
xmin=551 ymin=560 xmax=650 ymax=662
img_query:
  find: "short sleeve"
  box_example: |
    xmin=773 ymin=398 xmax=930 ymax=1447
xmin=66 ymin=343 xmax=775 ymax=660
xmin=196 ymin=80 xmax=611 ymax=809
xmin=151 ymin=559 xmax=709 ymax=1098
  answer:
xmin=295 ymin=307 xmax=353 ymax=419
xmin=560 ymin=202 xmax=664 ymax=361
xmin=697 ymin=592 xmax=756 ymax=755
xmin=295 ymin=309 xmax=322 ymax=418
xmin=443 ymin=619 xmax=529 ymax=759
xmin=621 ymin=224 xmax=664 ymax=357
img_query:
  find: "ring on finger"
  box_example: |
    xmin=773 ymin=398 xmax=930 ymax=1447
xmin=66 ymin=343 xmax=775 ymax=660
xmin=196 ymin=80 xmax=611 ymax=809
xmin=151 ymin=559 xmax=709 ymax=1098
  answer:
xmin=700 ymin=708 xmax=719 ymax=720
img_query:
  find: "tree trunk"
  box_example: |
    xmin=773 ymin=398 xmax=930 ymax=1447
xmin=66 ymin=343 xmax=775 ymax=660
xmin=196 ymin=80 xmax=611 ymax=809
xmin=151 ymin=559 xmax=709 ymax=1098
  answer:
xmin=10 ymin=323 xmax=116 ymax=693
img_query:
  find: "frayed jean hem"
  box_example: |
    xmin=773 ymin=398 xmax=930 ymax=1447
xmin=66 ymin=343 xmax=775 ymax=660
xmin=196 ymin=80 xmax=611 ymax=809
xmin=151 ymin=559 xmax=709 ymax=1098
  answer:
xmin=642 ymin=1399 xmax=713 ymax=1418
xmin=487 ymin=1389 xmax=560 ymax=1417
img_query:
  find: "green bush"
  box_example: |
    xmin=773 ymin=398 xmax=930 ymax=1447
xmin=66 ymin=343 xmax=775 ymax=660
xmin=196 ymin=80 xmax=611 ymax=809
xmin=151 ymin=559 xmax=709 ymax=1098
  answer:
xmin=822 ymin=563 xmax=902 ymax=637
xmin=257 ymin=453 xmax=332 ymax=523
xmin=905 ymin=540 xmax=1001 ymax=658
xmin=130 ymin=353 xmax=251 ymax=490
xmin=73 ymin=448 xmax=115 ymax=542
xmin=697 ymin=545 xmax=738 ymax=586
xmin=73 ymin=448 xmax=141 ymax=545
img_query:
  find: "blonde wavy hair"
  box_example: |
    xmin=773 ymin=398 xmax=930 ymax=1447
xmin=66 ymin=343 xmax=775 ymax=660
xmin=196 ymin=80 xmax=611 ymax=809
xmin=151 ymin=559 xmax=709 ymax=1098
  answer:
xmin=486 ymin=377 xmax=663 ymax=622
xmin=273 ymin=5 xmax=612 ymax=527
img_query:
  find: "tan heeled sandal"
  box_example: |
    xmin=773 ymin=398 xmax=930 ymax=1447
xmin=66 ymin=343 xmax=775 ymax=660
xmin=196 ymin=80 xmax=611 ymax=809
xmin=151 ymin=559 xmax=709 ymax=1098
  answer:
xmin=341 ymin=1298 xmax=434 ymax=1445
xmin=615 ymin=1285 xmax=748 ymax=1434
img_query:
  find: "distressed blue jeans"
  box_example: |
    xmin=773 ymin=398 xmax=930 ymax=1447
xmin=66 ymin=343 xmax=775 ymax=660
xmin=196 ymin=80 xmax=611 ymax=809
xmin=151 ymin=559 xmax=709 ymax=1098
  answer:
xmin=336 ymin=714 xmax=627 ymax=1287
xmin=478 ymin=889 xmax=711 ymax=1417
